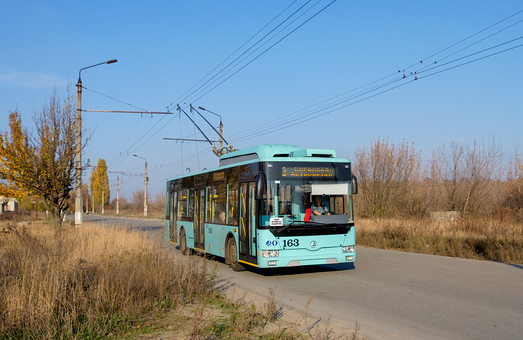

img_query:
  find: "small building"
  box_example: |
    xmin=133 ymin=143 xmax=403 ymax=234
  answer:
xmin=0 ymin=197 xmax=18 ymax=214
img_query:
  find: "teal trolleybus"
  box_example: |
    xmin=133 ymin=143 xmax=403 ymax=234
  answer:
xmin=165 ymin=144 xmax=358 ymax=271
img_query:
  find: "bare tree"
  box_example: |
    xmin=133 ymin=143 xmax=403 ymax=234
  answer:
xmin=353 ymin=138 xmax=425 ymax=218
xmin=431 ymin=136 xmax=502 ymax=216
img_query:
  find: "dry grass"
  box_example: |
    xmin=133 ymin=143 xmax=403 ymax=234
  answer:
xmin=0 ymin=222 xmax=212 ymax=339
xmin=0 ymin=221 xmax=364 ymax=339
xmin=357 ymin=217 xmax=523 ymax=264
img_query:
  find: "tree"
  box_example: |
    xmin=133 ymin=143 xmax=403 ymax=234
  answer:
xmin=353 ymin=138 xmax=425 ymax=218
xmin=0 ymin=92 xmax=77 ymax=227
xmin=89 ymin=159 xmax=110 ymax=211
xmin=431 ymin=137 xmax=502 ymax=215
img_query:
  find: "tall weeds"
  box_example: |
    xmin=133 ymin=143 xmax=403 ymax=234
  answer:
xmin=0 ymin=223 xmax=212 ymax=339
xmin=357 ymin=217 xmax=523 ymax=264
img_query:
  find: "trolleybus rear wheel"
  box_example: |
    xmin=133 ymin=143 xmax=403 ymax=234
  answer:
xmin=180 ymin=229 xmax=189 ymax=255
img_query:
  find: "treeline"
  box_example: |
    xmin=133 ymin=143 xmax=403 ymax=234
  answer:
xmin=352 ymin=137 xmax=523 ymax=221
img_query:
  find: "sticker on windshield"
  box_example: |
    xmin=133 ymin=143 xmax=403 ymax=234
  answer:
xmin=270 ymin=217 xmax=284 ymax=227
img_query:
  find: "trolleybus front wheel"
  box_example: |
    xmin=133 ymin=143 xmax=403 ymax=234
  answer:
xmin=227 ymin=237 xmax=244 ymax=271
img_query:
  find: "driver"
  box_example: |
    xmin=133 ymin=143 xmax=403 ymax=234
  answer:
xmin=311 ymin=195 xmax=330 ymax=215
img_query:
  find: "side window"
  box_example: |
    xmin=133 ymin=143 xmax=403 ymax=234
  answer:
xmin=228 ymin=185 xmax=238 ymax=225
xmin=207 ymin=184 xmax=226 ymax=224
xmin=177 ymin=189 xmax=187 ymax=220
xmin=187 ymin=190 xmax=194 ymax=220
xmin=214 ymin=184 xmax=227 ymax=223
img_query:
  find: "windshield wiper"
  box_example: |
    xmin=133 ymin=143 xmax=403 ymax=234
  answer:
xmin=275 ymin=221 xmax=325 ymax=235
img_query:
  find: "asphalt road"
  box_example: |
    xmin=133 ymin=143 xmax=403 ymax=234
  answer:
xmin=84 ymin=215 xmax=523 ymax=339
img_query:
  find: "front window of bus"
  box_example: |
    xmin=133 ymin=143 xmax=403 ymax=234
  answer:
xmin=259 ymin=162 xmax=353 ymax=227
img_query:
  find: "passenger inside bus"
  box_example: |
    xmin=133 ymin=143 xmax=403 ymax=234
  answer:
xmin=304 ymin=201 xmax=312 ymax=222
xmin=311 ymin=195 xmax=330 ymax=215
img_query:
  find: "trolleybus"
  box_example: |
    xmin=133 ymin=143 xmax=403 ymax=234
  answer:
xmin=165 ymin=144 xmax=358 ymax=271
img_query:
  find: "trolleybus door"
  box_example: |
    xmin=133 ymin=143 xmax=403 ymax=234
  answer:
xmin=239 ymin=182 xmax=256 ymax=259
xmin=194 ymin=188 xmax=205 ymax=250
xmin=169 ymin=190 xmax=177 ymax=243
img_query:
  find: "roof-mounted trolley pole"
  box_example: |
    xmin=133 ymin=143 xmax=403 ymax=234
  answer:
xmin=192 ymin=105 xmax=234 ymax=155
xmin=177 ymin=104 xmax=221 ymax=157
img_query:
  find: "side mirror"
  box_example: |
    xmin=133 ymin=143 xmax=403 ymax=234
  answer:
xmin=351 ymin=175 xmax=358 ymax=195
xmin=255 ymin=172 xmax=265 ymax=200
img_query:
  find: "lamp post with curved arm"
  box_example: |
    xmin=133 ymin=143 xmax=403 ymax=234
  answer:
xmin=75 ymin=59 xmax=117 ymax=225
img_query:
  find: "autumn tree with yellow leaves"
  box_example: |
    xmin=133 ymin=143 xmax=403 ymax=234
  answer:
xmin=0 ymin=92 xmax=77 ymax=227
xmin=89 ymin=158 xmax=110 ymax=212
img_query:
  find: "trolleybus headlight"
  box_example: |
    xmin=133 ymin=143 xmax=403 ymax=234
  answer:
xmin=262 ymin=250 xmax=279 ymax=257
xmin=343 ymin=246 xmax=355 ymax=253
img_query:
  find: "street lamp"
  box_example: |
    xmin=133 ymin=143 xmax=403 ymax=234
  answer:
xmin=133 ymin=154 xmax=148 ymax=217
xmin=75 ymin=59 xmax=117 ymax=225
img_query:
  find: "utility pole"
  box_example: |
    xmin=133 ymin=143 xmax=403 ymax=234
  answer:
xmin=133 ymin=154 xmax=148 ymax=217
xmin=144 ymin=162 xmax=147 ymax=217
xmin=116 ymin=175 xmax=120 ymax=215
xmin=75 ymin=59 xmax=117 ymax=225
xmin=109 ymin=171 xmax=144 ymax=215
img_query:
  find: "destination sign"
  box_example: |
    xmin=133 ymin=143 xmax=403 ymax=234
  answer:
xmin=281 ymin=166 xmax=335 ymax=177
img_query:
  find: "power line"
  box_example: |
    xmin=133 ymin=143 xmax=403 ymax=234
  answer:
xmin=169 ymin=0 xmax=307 ymax=109
xmin=111 ymin=6 xmax=523 ymax=180
xmin=188 ymin=0 xmax=337 ymax=104
xmin=224 ymin=9 xmax=523 ymax=143
xmin=404 ymin=9 xmax=523 ymax=72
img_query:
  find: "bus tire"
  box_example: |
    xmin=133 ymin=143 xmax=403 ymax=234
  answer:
xmin=227 ymin=237 xmax=244 ymax=272
xmin=224 ymin=238 xmax=231 ymax=265
xmin=180 ymin=229 xmax=189 ymax=256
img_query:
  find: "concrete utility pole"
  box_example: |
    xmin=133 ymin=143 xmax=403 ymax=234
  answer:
xmin=116 ymin=175 xmax=120 ymax=215
xmin=109 ymin=171 xmax=144 ymax=215
xmin=75 ymin=59 xmax=117 ymax=225
xmin=133 ymin=154 xmax=148 ymax=217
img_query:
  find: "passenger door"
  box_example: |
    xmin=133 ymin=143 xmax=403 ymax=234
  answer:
xmin=239 ymin=182 xmax=257 ymax=259
xmin=194 ymin=188 xmax=205 ymax=250
xmin=169 ymin=190 xmax=177 ymax=243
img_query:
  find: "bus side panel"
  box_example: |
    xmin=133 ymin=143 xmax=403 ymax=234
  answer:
xmin=178 ymin=221 xmax=195 ymax=249
xmin=205 ymin=223 xmax=237 ymax=258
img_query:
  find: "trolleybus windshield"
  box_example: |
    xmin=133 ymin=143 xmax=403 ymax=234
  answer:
xmin=260 ymin=162 xmax=354 ymax=231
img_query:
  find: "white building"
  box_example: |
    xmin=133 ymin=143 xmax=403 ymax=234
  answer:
xmin=0 ymin=197 xmax=18 ymax=213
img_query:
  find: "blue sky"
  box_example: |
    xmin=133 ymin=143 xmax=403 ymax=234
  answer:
xmin=1 ymin=1 xmax=522 ymax=201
